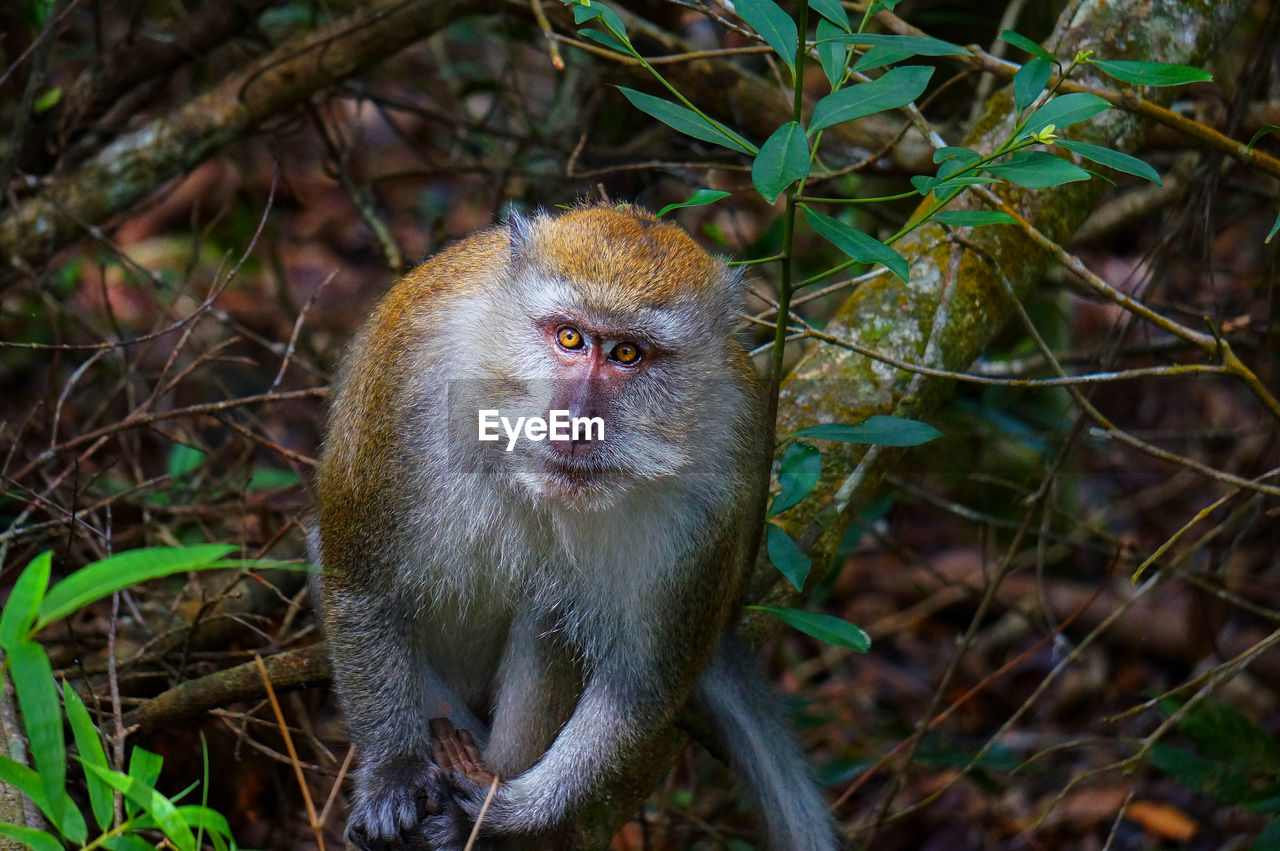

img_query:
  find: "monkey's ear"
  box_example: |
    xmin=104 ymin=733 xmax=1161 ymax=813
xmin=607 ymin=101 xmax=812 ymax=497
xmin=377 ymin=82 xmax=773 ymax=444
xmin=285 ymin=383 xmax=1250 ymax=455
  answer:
xmin=504 ymin=209 xmax=537 ymax=258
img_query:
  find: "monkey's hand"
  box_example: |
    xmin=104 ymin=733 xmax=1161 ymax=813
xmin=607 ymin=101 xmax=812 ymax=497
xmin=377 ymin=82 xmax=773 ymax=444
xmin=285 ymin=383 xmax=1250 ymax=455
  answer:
xmin=421 ymin=718 xmax=499 ymax=850
xmin=345 ymin=756 xmax=450 ymax=851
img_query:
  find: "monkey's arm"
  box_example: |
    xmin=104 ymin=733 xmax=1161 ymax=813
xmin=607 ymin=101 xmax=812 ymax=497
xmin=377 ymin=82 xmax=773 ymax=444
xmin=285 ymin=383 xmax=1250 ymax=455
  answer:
xmin=322 ymin=583 xmax=487 ymax=849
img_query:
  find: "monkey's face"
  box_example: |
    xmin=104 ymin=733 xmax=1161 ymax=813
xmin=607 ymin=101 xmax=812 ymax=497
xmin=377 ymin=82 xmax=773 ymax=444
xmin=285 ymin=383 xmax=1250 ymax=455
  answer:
xmin=434 ymin=206 xmax=757 ymax=512
xmin=478 ymin=278 xmax=750 ymax=513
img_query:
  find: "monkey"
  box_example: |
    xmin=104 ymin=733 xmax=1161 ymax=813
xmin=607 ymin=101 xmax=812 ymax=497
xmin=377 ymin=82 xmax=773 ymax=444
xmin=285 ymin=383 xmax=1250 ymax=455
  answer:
xmin=315 ymin=203 xmax=839 ymax=850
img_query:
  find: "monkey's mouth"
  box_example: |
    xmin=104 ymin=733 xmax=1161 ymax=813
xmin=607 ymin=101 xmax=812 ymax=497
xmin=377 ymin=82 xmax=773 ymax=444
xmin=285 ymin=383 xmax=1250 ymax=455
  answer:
xmin=534 ymin=450 xmax=617 ymax=496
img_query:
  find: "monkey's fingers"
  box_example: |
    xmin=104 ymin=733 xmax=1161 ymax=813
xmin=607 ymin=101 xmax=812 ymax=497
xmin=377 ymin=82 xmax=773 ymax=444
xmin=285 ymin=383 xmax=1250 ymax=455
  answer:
xmin=428 ymin=716 xmax=494 ymax=785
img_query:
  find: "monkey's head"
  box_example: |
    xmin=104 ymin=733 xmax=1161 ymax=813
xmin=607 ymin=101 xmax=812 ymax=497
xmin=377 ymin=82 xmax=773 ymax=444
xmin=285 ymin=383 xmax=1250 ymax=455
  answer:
xmin=468 ymin=204 xmax=759 ymax=511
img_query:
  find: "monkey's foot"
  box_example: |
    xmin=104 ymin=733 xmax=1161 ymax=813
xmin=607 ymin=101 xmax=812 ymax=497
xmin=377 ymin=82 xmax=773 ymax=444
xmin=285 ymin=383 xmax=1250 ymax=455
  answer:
xmin=345 ymin=757 xmax=448 ymax=850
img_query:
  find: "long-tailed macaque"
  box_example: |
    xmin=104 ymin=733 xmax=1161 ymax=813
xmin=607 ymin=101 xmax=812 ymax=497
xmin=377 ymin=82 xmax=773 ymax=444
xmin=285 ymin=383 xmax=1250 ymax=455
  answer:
xmin=316 ymin=204 xmax=838 ymax=850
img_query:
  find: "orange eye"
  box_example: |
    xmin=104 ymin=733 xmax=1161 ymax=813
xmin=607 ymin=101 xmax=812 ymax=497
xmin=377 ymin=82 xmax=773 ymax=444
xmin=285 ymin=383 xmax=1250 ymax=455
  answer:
xmin=557 ymin=327 xmax=584 ymax=350
xmin=611 ymin=342 xmax=641 ymax=365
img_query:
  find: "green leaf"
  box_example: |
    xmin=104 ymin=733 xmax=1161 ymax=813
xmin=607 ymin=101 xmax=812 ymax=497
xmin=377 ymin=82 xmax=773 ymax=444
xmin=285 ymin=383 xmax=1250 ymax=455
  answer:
xmin=84 ymin=762 xmax=196 ymax=851
xmin=570 ymin=1 xmax=628 ymax=40
xmin=578 ymin=28 xmax=630 ymax=53
xmin=1056 ymin=140 xmax=1160 ymax=184
xmin=1246 ymin=124 xmax=1279 ymax=153
xmin=749 ymin=605 xmax=871 ymax=652
xmin=936 ymin=210 xmax=1016 ymax=227
xmin=32 ymin=86 xmax=61 ymax=114
xmin=65 ymin=686 xmax=113 ymax=830
xmin=0 ymin=753 xmax=51 ymax=815
xmin=815 ymin=17 xmax=847 ymax=88
xmin=915 ymin=174 xmax=1000 ymax=195
xmin=769 ymin=441 xmax=822 ymax=516
xmin=37 ymin=544 xmax=235 ymax=630
xmin=1024 ymin=92 xmax=1110 ymax=135
xmin=1254 ymin=818 xmax=1280 ymax=850
xmin=1013 ymin=56 xmax=1052 ymax=113
xmin=656 ymin=188 xmax=731 ymax=218
xmin=765 ymin=524 xmax=811 ymax=590
xmin=0 ymin=822 xmax=63 ymax=851
xmin=128 ymin=746 xmax=164 ymax=789
xmin=1091 ymin=58 xmax=1212 ymax=87
xmin=1162 ymin=697 xmax=1280 ymax=775
xmin=752 ymin=121 xmax=810 ymax=204
xmin=174 ymin=805 xmax=235 ymax=841
xmin=808 ymin=0 xmax=849 ymax=30
xmin=0 ymin=551 xmax=50 ymax=650
xmin=1148 ymin=743 xmax=1253 ymax=804
xmin=793 ymin=415 xmax=942 ymax=446
xmin=986 ymin=150 xmax=1091 ymax=188
xmin=851 ymin=45 xmax=914 ymax=74
xmin=736 ymin=0 xmax=797 ymax=72
xmin=167 ymin=443 xmax=206 ymax=479
xmin=1267 ymin=210 xmax=1280 ymax=245
xmin=998 ymin=29 xmax=1053 ymax=61
xmin=809 ymin=65 xmax=934 ymax=134
xmin=823 ymin=32 xmax=965 ymax=56
xmin=799 ymin=207 xmax=908 ymax=282
xmin=616 ymin=87 xmax=754 ymax=155
xmin=934 ymin=146 xmax=981 ymax=178
xmin=104 ymin=836 xmax=166 ymax=851
xmin=8 ymin=642 xmax=68 ymax=830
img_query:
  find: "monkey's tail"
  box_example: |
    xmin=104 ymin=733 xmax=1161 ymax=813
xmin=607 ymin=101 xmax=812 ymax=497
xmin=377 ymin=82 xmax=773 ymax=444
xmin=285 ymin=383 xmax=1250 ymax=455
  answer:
xmin=694 ymin=635 xmax=842 ymax=851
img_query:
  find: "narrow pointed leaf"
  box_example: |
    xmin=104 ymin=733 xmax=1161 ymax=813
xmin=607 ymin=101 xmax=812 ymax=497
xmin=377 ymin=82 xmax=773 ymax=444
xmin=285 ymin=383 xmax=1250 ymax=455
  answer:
xmin=752 ymin=121 xmax=810 ymax=204
xmin=749 ymin=605 xmax=871 ymax=652
xmin=912 ymin=173 xmax=999 ymax=195
xmin=0 ymin=754 xmax=51 ymax=815
xmin=794 ymin=415 xmax=942 ymax=445
xmin=808 ymin=0 xmax=849 ymax=30
xmin=128 ymin=746 xmax=165 ymax=788
xmin=1056 ymin=140 xmax=1161 ymax=184
xmin=104 ymin=836 xmax=167 ymax=851
xmin=736 ymin=0 xmax=797 ymax=72
xmin=616 ymin=87 xmax=753 ymax=154
xmin=801 ymin=207 xmax=908 ymax=282
xmin=0 ymin=551 xmax=50 ymax=650
xmin=765 ymin=524 xmax=811 ymax=590
xmin=815 ymin=17 xmax=847 ymax=88
xmin=1091 ymin=59 xmax=1211 ymax=87
xmin=1246 ymin=124 xmax=1278 ymax=153
xmin=1266 ymin=209 xmax=1279 ymax=245
xmin=809 ymin=65 xmax=933 ymax=134
xmin=986 ymin=150 xmax=1090 ymax=188
xmin=1014 ymin=56 xmax=1052 ymax=113
xmin=0 ymin=823 xmax=63 ymax=851
xmin=656 ymin=189 xmax=730 ymax=218
xmin=1024 ymin=92 xmax=1110 ymax=135
xmin=84 ymin=763 xmax=196 ymax=851
xmin=999 ymin=29 xmax=1053 ymax=61
xmin=578 ymin=28 xmax=630 ymax=53
xmin=8 ymin=642 xmax=65 ymax=821
xmin=37 ymin=544 xmax=235 ymax=630
xmin=936 ymin=210 xmax=1016 ymax=227
xmin=852 ymin=45 xmax=914 ymax=74
xmin=769 ymin=441 xmax=822 ymax=516
xmin=571 ymin=2 xmax=628 ymax=39
xmin=65 ymin=686 xmax=113 ymax=829
xmin=822 ymin=32 xmax=964 ymax=56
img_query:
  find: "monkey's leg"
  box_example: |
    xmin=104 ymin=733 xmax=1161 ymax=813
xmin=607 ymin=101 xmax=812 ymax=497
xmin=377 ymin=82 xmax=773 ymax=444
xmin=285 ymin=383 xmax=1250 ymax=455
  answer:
xmin=324 ymin=591 xmax=487 ymax=850
xmin=694 ymin=634 xmax=840 ymax=851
